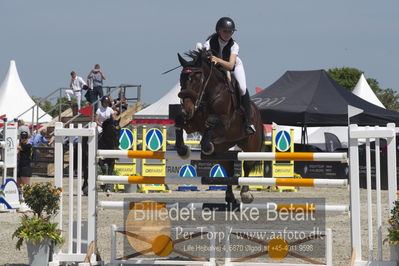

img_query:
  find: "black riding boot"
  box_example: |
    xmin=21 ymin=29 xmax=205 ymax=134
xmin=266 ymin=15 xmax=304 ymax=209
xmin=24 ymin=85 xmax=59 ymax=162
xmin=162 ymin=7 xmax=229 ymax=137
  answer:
xmin=242 ymin=91 xmax=256 ymax=136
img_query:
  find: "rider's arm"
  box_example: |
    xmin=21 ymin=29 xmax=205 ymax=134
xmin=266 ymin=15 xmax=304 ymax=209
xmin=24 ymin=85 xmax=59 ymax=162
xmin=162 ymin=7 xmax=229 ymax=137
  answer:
xmin=211 ymin=54 xmax=237 ymax=71
xmin=95 ymin=114 xmax=102 ymax=127
xmin=110 ymin=108 xmax=118 ymax=120
xmin=112 ymin=112 xmax=118 ymax=120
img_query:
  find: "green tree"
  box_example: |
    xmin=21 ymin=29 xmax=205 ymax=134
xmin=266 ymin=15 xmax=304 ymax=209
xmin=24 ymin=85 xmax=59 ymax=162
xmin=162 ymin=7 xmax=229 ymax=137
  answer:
xmin=377 ymin=88 xmax=399 ymax=112
xmin=327 ymin=67 xmax=399 ymax=111
xmin=32 ymin=96 xmax=77 ymax=118
xmin=327 ymin=67 xmax=381 ymax=93
xmin=32 ymin=97 xmax=53 ymax=114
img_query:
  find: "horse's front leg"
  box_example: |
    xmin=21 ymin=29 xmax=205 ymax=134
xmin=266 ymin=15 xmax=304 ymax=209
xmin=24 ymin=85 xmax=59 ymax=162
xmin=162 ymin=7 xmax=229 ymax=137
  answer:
xmin=82 ymin=166 xmax=89 ymax=196
xmin=98 ymin=159 xmax=111 ymax=193
xmin=98 ymin=159 xmax=107 ymax=174
xmin=104 ymin=159 xmax=116 ymax=194
xmin=240 ymin=161 xmax=254 ymax=204
xmin=175 ymin=113 xmax=190 ymax=158
xmin=219 ymin=160 xmax=238 ymax=204
xmin=200 ymin=115 xmax=219 ymax=155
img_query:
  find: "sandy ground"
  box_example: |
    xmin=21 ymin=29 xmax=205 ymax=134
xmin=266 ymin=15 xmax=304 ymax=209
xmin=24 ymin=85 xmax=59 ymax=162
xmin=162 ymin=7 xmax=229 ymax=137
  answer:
xmin=0 ymin=176 xmax=393 ymax=266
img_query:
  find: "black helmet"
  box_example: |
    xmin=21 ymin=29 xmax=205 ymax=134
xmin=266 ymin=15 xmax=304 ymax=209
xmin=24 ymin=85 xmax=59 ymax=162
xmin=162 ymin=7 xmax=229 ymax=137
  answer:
xmin=20 ymin=131 xmax=29 ymax=139
xmin=215 ymin=17 xmax=236 ymax=32
xmin=101 ymin=96 xmax=110 ymax=103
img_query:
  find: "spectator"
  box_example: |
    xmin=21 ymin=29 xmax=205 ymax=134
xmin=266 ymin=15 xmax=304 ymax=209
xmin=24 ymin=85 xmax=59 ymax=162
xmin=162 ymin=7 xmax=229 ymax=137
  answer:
xmin=66 ymin=71 xmax=86 ymax=110
xmin=87 ymin=64 xmax=106 ymax=104
xmin=17 ymin=120 xmax=30 ymax=137
xmin=17 ymin=131 xmax=32 ymax=186
xmin=29 ymin=129 xmax=54 ymax=161
xmin=95 ymin=96 xmax=117 ymax=133
xmin=113 ymin=90 xmax=129 ymax=113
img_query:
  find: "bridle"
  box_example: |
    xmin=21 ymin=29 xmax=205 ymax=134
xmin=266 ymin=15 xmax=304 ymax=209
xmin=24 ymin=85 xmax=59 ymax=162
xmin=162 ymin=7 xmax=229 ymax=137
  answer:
xmin=181 ymin=62 xmax=214 ymax=112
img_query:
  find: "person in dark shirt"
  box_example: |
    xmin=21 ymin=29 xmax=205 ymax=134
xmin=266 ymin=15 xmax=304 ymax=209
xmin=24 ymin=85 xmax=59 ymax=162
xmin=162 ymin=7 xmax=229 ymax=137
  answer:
xmin=87 ymin=64 xmax=106 ymax=104
xmin=17 ymin=131 xmax=33 ymax=186
xmin=113 ymin=90 xmax=129 ymax=114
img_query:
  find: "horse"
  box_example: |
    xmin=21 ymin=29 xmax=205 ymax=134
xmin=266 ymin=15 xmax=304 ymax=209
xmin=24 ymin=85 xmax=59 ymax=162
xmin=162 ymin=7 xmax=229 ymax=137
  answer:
xmin=175 ymin=48 xmax=265 ymax=204
xmin=75 ymin=136 xmax=89 ymax=196
xmin=98 ymin=117 xmax=120 ymax=193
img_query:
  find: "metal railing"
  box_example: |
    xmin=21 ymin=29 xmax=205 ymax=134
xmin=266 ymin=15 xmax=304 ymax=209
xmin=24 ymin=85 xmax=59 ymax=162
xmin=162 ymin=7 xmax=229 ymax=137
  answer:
xmin=16 ymin=84 xmax=141 ymax=132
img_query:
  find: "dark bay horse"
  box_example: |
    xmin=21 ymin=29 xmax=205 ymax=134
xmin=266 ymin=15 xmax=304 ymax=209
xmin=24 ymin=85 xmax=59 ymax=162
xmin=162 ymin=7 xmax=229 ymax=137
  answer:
xmin=98 ymin=118 xmax=120 ymax=192
xmin=175 ymin=49 xmax=264 ymax=204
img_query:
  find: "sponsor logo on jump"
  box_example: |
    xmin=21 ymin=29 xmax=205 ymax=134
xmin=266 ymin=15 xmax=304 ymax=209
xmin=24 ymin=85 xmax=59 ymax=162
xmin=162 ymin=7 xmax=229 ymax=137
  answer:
xmin=275 ymin=130 xmax=291 ymax=152
xmin=119 ymin=128 xmax=134 ymax=150
xmin=146 ymin=128 xmax=163 ymax=151
xmin=210 ymin=164 xmax=227 ymax=177
xmin=179 ymin=164 xmax=197 ymax=177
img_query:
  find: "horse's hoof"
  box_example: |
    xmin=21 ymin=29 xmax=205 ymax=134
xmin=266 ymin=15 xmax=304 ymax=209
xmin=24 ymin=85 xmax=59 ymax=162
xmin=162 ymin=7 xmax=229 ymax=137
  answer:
xmin=82 ymin=185 xmax=88 ymax=196
xmin=240 ymin=191 xmax=254 ymax=204
xmin=103 ymin=184 xmax=113 ymax=193
xmin=177 ymin=146 xmax=191 ymax=159
xmin=202 ymin=142 xmax=214 ymax=155
xmin=225 ymin=190 xmax=238 ymax=205
xmin=225 ymin=197 xmax=239 ymax=205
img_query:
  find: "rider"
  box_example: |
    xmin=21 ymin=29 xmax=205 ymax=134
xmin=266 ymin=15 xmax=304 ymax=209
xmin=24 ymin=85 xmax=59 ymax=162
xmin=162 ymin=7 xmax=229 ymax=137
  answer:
xmin=95 ymin=96 xmax=117 ymax=133
xmin=203 ymin=17 xmax=256 ymax=135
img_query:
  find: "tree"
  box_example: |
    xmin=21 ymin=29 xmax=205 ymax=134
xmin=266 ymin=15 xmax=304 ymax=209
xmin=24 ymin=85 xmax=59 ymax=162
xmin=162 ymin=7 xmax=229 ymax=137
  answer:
xmin=32 ymin=96 xmax=78 ymax=118
xmin=32 ymin=97 xmax=53 ymax=113
xmin=377 ymin=89 xmax=399 ymax=112
xmin=327 ymin=67 xmax=399 ymax=111
xmin=327 ymin=67 xmax=381 ymax=93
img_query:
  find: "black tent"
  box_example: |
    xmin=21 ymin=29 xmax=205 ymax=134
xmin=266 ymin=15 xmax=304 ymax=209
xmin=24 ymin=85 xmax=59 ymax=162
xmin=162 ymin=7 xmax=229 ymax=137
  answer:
xmin=252 ymin=70 xmax=399 ymax=126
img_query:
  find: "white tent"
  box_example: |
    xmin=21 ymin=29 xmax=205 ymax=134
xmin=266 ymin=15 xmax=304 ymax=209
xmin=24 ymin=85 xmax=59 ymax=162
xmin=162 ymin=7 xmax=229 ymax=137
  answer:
xmin=0 ymin=61 xmax=52 ymax=123
xmin=134 ymin=83 xmax=181 ymax=119
xmin=353 ymin=73 xmax=385 ymax=109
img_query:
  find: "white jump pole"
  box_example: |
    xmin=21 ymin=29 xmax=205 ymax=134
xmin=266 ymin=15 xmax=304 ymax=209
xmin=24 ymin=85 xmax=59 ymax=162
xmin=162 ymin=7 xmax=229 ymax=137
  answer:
xmin=98 ymin=201 xmax=349 ymax=214
xmin=97 ymin=150 xmax=347 ymax=162
xmin=97 ymin=175 xmax=348 ymax=187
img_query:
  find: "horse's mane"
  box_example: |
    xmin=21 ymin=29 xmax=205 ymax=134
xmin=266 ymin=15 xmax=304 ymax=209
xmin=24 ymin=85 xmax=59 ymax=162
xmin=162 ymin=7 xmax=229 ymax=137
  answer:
xmin=183 ymin=50 xmax=201 ymax=67
xmin=99 ymin=118 xmax=119 ymax=149
xmin=101 ymin=117 xmax=113 ymax=130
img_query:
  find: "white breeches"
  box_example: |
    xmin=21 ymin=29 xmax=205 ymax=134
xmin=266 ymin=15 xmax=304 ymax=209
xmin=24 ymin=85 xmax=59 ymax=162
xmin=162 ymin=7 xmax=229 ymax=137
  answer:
xmin=232 ymin=57 xmax=247 ymax=96
xmin=65 ymin=90 xmax=82 ymax=109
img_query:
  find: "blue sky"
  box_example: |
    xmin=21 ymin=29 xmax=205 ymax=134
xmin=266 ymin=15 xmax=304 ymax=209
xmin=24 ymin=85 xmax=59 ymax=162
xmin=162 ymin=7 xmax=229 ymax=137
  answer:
xmin=0 ymin=0 xmax=398 ymax=104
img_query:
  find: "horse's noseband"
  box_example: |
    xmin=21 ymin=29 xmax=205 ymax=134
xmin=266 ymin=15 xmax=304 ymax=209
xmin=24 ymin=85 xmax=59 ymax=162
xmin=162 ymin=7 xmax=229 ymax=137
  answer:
xmin=179 ymin=64 xmax=213 ymax=112
xmin=181 ymin=68 xmax=202 ymax=74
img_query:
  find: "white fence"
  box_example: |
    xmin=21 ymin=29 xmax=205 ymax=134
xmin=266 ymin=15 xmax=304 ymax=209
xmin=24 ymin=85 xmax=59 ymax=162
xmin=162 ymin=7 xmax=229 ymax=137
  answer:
xmin=0 ymin=118 xmax=19 ymax=210
xmin=51 ymin=122 xmax=398 ymax=266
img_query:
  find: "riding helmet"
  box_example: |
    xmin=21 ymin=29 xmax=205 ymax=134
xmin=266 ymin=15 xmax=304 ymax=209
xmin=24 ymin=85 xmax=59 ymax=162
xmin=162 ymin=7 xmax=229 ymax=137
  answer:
xmin=215 ymin=17 xmax=236 ymax=32
xmin=101 ymin=96 xmax=110 ymax=103
xmin=20 ymin=131 xmax=29 ymax=139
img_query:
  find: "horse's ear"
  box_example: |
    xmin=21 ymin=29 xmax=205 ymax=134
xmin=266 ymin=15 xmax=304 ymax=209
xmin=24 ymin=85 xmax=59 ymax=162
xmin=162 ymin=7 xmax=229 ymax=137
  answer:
xmin=204 ymin=48 xmax=212 ymax=57
xmin=177 ymin=53 xmax=188 ymax=66
xmin=193 ymin=50 xmax=203 ymax=66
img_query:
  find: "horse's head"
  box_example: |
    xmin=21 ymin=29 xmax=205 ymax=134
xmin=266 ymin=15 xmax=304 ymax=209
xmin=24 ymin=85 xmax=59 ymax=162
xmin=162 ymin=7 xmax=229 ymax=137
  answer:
xmin=177 ymin=49 xmax=212 ymax=120
xmin=99 ymin=118 xmax=120 ymax=149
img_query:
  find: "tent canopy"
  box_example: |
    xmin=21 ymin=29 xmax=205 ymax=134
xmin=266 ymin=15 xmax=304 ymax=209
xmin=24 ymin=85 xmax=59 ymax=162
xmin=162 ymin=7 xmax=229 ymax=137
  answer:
xmin=0 ymin=61 xmax=52 ymax=123
xmin=252 ymin=70 xmax=399 ymax=126
xmin=134 ymin=83 xmax=180 ymax=119
xmin=352 ymin=73 xmax=385 ymax=109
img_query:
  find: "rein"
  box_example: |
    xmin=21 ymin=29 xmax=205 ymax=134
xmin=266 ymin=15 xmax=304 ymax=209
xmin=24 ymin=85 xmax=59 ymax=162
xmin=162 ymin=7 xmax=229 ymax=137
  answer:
xmin=181 ymin=63 xmax=214 ymax=112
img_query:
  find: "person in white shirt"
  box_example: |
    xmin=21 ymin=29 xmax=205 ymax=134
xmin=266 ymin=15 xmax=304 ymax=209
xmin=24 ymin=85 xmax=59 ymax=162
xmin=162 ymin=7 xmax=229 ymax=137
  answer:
xmin=66 ymin=71 xmax=86 ymax=110
xmin=203 ymin=17 xmax=255 ymax=136
xmin=95 ymin=96 xmax=117 ymax=133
